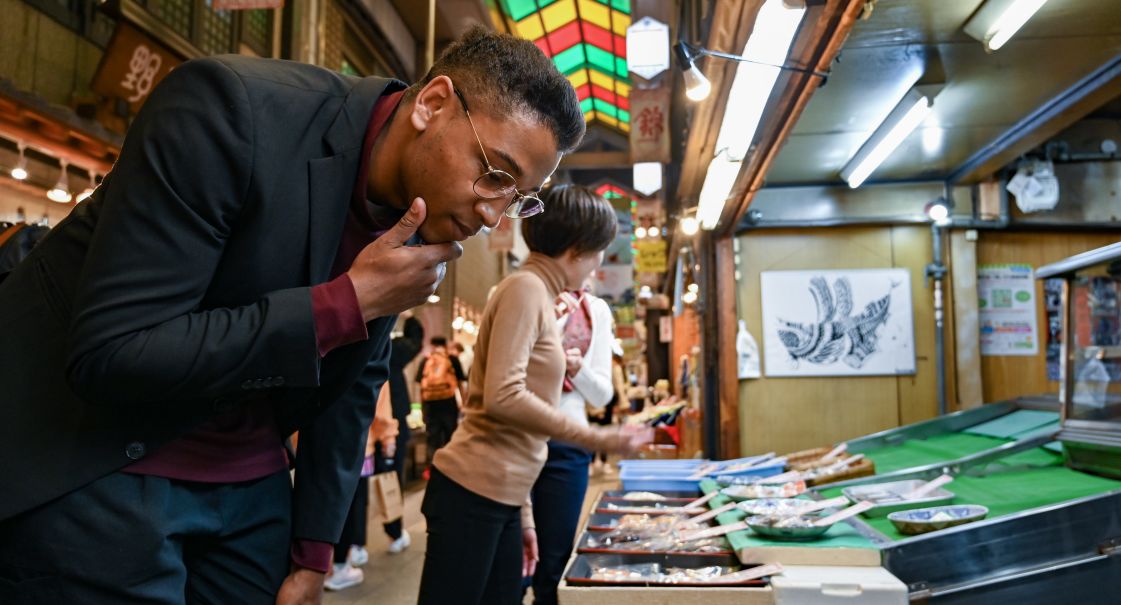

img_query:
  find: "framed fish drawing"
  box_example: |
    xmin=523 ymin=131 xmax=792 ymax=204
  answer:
xmin=760 ymin=269 xmax=916 ymax=377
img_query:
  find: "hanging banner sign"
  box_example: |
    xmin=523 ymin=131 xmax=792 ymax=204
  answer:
xmin=978 ymin=264 xmax=1039 ymax=356
xmin=92 ymin=22 xmax=182 ymax=114
xmin=629 ymin=88 xmax=671 ymax=164
xmin=213 ymin=0 xmax=285 ymax=9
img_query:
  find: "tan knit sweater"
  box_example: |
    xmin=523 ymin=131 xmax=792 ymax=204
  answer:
xmin=433 ymin=253 xmax=619 ymax=529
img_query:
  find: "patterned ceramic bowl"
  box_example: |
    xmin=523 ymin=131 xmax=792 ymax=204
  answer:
xmin=888 ymin=505 xmax=989 ymax=535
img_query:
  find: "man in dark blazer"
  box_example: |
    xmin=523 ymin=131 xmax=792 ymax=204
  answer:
xmin=0 ymin=26 xmax=584 ymax=604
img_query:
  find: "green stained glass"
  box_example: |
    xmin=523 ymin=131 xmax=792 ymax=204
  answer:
xmin=538 ymin=0 xmax=557 ymax=6
xmin=611 ymin=0 xmax=630 ymax=13
xmin=580 ymin=98 xmax=594 ymax=113
xmin=615 ymin=57 xmax=629 ymax=78
xmin=618 ymin=109 xmax=630 ymax=123
xmin=501 ymin=0 xmax=538 ymax=21
xmin=592 ymin=99 xmax=617 ymax=117
xmin=586 ymin=44 xmax=616 ymax=73
xmin=553 ymin=44 xmax=586 ymax=74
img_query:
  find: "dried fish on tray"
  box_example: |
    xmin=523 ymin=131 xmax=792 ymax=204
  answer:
xmin=720 ymin=479 xmax=807 ymax=501
xmin=736 ymin=496 xmax=847 ymax=517
xmin=619 ymin=491 xmax=671 ymax=501
xmin=582 ymin=514 xmax=729 ymax=554
xmin=589 ymin=563 xmax=737 ymax=583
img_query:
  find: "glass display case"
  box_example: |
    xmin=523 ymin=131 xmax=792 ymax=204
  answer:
xmin=1037 ymin=242 xmax=1121 ymax=477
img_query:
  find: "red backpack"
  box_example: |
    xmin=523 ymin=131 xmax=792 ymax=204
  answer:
xmin=420 ymin=350 xmax=458 ymax=401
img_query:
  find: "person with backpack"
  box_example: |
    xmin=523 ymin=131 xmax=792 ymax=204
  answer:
xmin=416 ymin=336 xmax=468 ymax=461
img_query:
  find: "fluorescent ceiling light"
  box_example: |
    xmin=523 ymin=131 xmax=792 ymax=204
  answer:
xmin=841 ymin=88 xmax=933 ymax=188
xmin=713 ymin=0 xmax=805 ymax=161
xmin=697 ymin=151 xmax=743 ymax=230
xmin=964 ymin=0 xmax=1049 ymax=52
xmin=693 ymin=0 xmax=805 ymax=231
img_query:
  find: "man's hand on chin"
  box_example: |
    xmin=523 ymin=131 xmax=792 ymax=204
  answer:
xmin=276 ymin=568 xmax=325 ymax=605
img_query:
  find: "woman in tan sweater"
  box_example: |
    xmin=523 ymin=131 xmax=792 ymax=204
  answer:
xmin=417 ymin=185 xmax=651 ymax=604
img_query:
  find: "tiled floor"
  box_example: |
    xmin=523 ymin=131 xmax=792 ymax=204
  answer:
xmin=323 ymin=466 xmax=619 ymax=605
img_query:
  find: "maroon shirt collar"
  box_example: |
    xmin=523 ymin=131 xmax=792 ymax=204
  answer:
xmin=352 ymin=89 xmax=406 ymax=234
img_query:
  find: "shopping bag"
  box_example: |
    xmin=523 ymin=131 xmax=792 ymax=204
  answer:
xmin=372 ymin=471 xmax=403 ymax=524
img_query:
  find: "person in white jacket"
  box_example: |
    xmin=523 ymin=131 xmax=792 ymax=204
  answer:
xmin=525 ymin=289 xmax=615 ymax=604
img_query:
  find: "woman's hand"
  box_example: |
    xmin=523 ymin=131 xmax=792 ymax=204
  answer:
xmin=373 ymin=416 xmax=399 ymax=458
xmin=602 ymin=424 xmax=655 ymax=454
xmin=565 ymin=348 xmax=583 ymax=377
xmin=522 ymin=528 xmax=539 ymax=578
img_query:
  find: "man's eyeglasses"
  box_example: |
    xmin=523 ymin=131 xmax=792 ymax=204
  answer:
xmin=452 ymin=87 xmax=544 ymax=219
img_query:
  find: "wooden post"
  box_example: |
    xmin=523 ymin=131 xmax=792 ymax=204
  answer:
xmin=715 ymin=235 xmax=741 ymax=458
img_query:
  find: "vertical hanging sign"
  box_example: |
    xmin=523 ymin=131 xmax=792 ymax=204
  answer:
xmin=91 ymin=22 xmax=182 ymax=114
xmin=629 ymin=87 xmax=671 ymax=164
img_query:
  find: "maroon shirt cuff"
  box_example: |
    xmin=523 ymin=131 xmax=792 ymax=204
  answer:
xmin=311 ymin=273 xmax=368 ymax=357
xmin=290 ymin=539 xmax=334 ymax=574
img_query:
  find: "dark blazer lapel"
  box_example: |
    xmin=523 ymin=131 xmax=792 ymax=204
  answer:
xmin=306 ymin=76 xmax=406 ymax=284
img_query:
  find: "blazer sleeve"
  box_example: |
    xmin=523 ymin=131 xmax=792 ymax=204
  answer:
xmin=291 ymin=343 xmax=390 ymax=545
xmin=65 ymin=57 xmax=320 ymax=406
xmin=570 ymin=297 xmax=615 ymax=409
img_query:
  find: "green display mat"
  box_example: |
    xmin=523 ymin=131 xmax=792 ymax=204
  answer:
xmin=964 ymin=410 xmax=1059 ymax=439
xmin=820 ymin=465 xmax=1121 ymax=542
xmin=699 ymin=479 xmax=878 ymax=552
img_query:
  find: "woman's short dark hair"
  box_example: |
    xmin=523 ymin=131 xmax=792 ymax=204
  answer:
xmin=522 ymin=184 xmax=617 ymax=258
xmin=410 ymin=26 xmax=585 ymax=152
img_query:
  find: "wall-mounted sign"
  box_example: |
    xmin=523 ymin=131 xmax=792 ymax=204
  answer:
xmin=635 ymin=239 xmax=667 ymax=274
xmin=92 ymin=22 xmax=181 ymax=114
xmin=978 ymin=264 xmax=1039 ymax=356
xmin=629 ymin=88 xmax=671 ymax=164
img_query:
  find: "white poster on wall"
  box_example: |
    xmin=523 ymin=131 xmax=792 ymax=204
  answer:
xmin=761 ymin=269 xmax=916 ymax=377
xmin=978 ymin=263 xmax=1039 ymax=356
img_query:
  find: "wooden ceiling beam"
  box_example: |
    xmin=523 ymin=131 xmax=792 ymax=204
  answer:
xmin=559 ymin=150 xmax=633 ymax=169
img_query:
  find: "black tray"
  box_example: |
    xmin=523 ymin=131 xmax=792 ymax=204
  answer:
xmin=564 ymin=553 xmax=768 ymax=587
xmin=576 ymin=530 xmax=734 ymax=557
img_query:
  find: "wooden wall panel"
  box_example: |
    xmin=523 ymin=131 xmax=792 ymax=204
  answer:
xmin=977 ymin=231 xmax=1121 ymax=402
xmin=736 ymin=227 xmax=935 ymax=454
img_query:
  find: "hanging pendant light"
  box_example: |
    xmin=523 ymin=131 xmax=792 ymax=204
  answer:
xmin=11 ymin=142 xmax=28 ymax=180
xmin=47 ymin=160 xmax=73 ymax=203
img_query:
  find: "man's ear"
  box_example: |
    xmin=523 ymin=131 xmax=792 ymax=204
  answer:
xmin=410 ymin=75 xmax=454 ymax=133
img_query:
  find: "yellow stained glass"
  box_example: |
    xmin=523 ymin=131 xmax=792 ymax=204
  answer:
xmin=515 ymin=16 xmax=545 ymax=40
xmin=612 ymin=11 xmax=630 ymax=36
xmin=616 ymin=82 xmax=630 ymax=97
xmin=577 ymin=0 xmax=610 ymax=30
xmin=584 ymin=110 xmax=595 ymax=122
xmin=597 ymin=113 xmax=619 ymax=128
xmin=620 ymin=122 xmax=630 ymax=133
xmin=567 ymin=70 xmax=589 ymax=88
xmin=541 ymin=0 xmax=577 ymax=31
xmin=589 ymin=69 xmax=614 ymax=90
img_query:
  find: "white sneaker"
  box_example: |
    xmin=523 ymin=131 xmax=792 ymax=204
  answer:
xmin=324 ymin=563 xmax=364 ymax=591
xmin=387 ymin=530 xmax=411 ymax=554
xmin=347 ymin=545 xmax=368 ymax=567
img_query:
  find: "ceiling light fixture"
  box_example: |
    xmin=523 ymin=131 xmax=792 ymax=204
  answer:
xmin=679 ymin=214 xmax=699 ymax=236
xmin=924 ymin=198 xmax=954 ymax=225
xmin=11 ymin=142 xmax=28 ymax=180
xmin=684 ymin=0 xmax=815 ymax=231
xmin=841 ymin=87 xmax=939 ymax=188
xmin=634 ymin=226 xmax=648 ymax=239
xmin=76 ymin=169 xmax=97 ymax=203
xmin=964 ymin=0 xmax=1049 ymax=52
xmin=47 ymin=160 xmax=72 ymax=203
xmin=674 ymin=0 xmax=823 ymax=105
xmin=427 ymin=294 xmax=441 ymax=304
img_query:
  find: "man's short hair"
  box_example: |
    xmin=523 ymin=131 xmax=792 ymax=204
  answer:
xmin=522 ymin=184 xmax=617 ymax=258
xmin=430 ymin=336 xmax=448 ymax=347
xmin=410 ymin=25 xmax=585 ymax=152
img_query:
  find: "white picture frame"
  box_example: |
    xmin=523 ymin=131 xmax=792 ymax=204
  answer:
xmin=760 ymin=269 xmax=916 ymax=377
